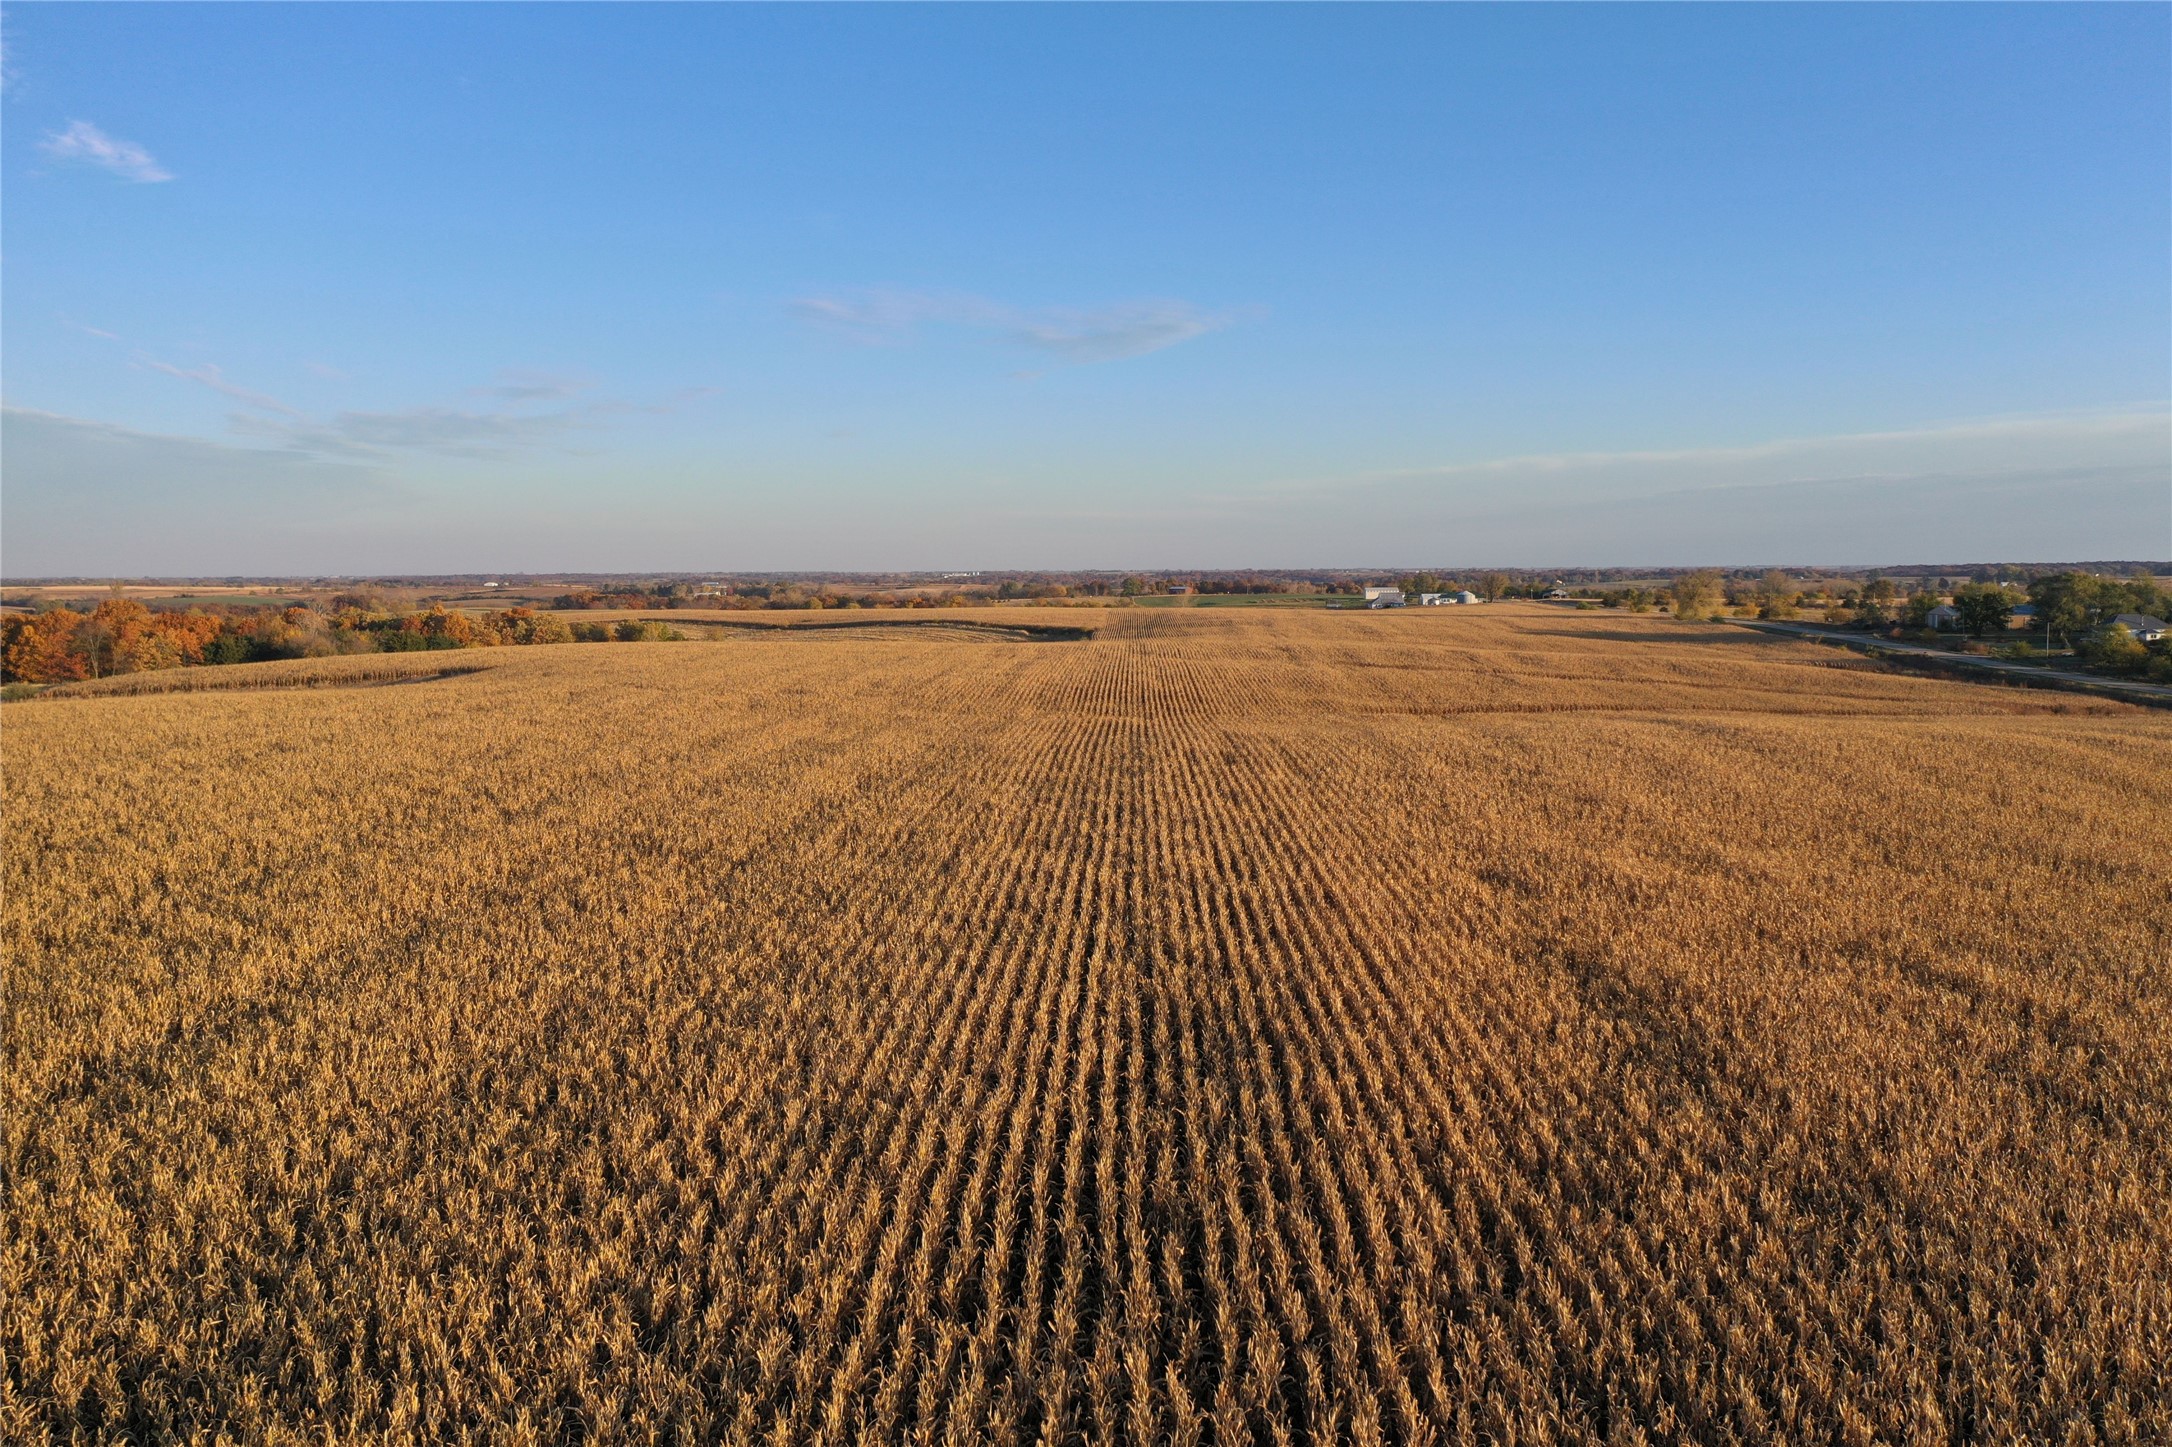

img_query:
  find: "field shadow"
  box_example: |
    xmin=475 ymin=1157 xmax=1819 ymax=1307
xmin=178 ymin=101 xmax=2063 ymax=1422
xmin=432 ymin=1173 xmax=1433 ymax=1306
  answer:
xmin=700 ymin=618 xmax=1095 ymax=643
xmin=35 ymin=659 xmax=501 ymax=702
xmin=1517 ymin=624 xmax=1799 ymax=648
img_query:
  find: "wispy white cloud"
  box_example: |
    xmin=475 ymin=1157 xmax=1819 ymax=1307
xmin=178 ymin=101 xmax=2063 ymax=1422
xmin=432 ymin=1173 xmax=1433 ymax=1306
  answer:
xmin=466 ymin=368 xmax=591 ymax=403
xmin=949 ymin=459 xmax=2169 ymax=571
xmin=1257 ymin=407 xmax=2172 ymax=507
xmin=231 ymin=406 xmax=588 ymax=461
xmin=791 ymin=290 xmax=1006 ymax=345
xmin=1009 ymin=302 xmax=1237 ymax=364
xmin=792 ymin=288 xmax=1245 ymax=365
xmin=40 ymin=120 xmax=172 ymax=183
xmin=127 ymin=350 xmax=697 ymax=461
xmin=925 ymin=407 xmax=2171 ymax=569
xmin=1101 ymin=406 xmax=2172 ymax=566
xmin=135 ymin=356 xmax=304 ymax=418
xmin=225 ymin=380 xmax=717 ymax=461
xmin=1 ymin=407 xmax=399 ymax=577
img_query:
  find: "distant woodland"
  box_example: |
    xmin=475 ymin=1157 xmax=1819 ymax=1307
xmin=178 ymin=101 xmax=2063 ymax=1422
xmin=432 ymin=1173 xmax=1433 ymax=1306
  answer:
xmin=0 ymin=598 xmax=680 ymax=686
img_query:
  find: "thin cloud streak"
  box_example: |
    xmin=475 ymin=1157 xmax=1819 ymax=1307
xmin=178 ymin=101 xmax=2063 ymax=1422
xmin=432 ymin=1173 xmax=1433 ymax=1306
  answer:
xmin=39 ymin=120 xmax=173 ymax=182
xmin=955 ymin=406 xmax=2170 ymax=567
xmin=792 ymin=290 xmax=1006 ymax=345
xmin=792 ymin=288 xmax=1245 ymax=365
xmin=2 ymin=406 xmax=403 ymax=577
xmin=466 ymin=368 xmax=592 ymax=403
xmin=135 ymin=357 xmax=304 ymax=418
xmin=232 ymin=406 xmax=587 ymax=461
xmin=128 ymin=349 xmax=707 ymax=461
xmin=1009 ymin=302 xmax=1235 ymax=363
xmin=1251 ymin=407 xmax=2172 ymax=503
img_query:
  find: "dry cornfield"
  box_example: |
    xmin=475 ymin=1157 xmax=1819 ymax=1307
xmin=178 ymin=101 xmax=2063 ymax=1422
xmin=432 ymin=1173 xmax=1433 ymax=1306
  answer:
xmin=6 ymin=606 xmax=2169 ymax=1445
xmin=33 ymin=652 xmax=511 ymax=700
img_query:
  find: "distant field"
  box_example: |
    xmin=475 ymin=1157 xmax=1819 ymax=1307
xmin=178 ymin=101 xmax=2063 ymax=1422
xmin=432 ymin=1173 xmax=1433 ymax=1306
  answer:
xmin=146 ymin=594 xmax=313 ymax=610
xmin=29 ymin=651 xmax=507 ymax=699
xmin=539 ymin=605 xmax=1107 ymax=641
xmin=10 ymin=585 xmax=308 ymax=602
xmin=7 ymin=607 xmax=2168 ymax=1442
xmin=6 ymin=591 xmax=311 ymax=610
xmin=541 ymin=604 xmax=1105 ymax=625
xmin=1128 ymin=593 xmax=1347 ymax=607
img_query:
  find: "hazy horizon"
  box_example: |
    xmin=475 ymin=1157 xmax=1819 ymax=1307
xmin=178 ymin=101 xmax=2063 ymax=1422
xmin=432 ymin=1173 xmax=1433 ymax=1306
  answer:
xmin=10 ymin=553 xmax=2170 ymax=587
xmin=5 ymin=6 xmax=2168 ymax=575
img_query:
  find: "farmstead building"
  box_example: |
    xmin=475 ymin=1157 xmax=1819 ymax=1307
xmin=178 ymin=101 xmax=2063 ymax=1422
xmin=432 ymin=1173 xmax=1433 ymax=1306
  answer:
xmin=1363 ymin=587 xmax=1406 ymax=609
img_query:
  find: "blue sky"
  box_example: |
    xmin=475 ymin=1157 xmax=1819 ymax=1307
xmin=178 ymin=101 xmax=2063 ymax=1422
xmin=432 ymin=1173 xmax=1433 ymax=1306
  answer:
xmin=4 ymin=3 xmax=2167 ymax=575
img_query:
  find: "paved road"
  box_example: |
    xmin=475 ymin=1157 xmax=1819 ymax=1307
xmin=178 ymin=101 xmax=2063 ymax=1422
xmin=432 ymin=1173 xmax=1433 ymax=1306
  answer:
xmin=1730 ymin=619 xmax=2172 ymax=707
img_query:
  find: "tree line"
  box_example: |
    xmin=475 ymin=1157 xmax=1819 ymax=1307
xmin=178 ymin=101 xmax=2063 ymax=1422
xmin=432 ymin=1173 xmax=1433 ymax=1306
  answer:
xmin=1649 ymin=569 xmax=2171 ymax=680
xmin=1 ymin=598 xmax=683 ymax=686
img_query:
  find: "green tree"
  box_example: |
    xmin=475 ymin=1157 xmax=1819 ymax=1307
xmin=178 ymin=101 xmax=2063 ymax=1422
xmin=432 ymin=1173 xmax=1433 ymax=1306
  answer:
xmin=204 ymin=631 xmax=255 ymax=665
xmin=2082 ymin=623 xmax=2149 ymax=675
xmin=1952 ymin=583 xmax=2017 ymax=637
xmin=1670 ymin=570 xmax=1723 ymax=620
xmin=488 ymin=608 xmax=575 ymax=645
xmin=2028 ymin=572 xmax=2119 ymax=647
xmin=2123 ymin=569 xmax=2168 ymax=620
xmin=1754 ymin=571 xmax=1798 ymax=620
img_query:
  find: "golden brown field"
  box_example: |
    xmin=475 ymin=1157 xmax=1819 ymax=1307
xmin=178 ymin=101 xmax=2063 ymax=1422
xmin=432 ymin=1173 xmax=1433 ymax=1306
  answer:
xmin=7 ymin=606 xmax=2169 ymax=1444
xmin=33 ymin=651 xmax=510 ymax=699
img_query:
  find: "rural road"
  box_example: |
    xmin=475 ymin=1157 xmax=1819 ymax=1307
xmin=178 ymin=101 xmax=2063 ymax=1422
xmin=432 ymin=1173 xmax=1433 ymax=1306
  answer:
xmin=1732 ymin=619 xmax=2172 ymax=706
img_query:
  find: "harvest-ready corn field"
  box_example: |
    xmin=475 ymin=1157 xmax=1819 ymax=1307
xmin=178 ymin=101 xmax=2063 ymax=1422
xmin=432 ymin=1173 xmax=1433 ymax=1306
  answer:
xmin=7 ymin=606 xmax=2170 ymax=1444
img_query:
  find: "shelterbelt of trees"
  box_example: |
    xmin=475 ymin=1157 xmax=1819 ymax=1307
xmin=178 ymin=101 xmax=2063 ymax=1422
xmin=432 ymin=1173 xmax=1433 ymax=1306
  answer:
xmin=549 ymin=578 xmax=1301 ymax=609
xmin=1645 ymin=569 xmax=2172 ymax=682
xmin=0 ymin=598 xmax=682 ymax=686
xmin=551 ymin=576 xmax=1583 ymax=609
